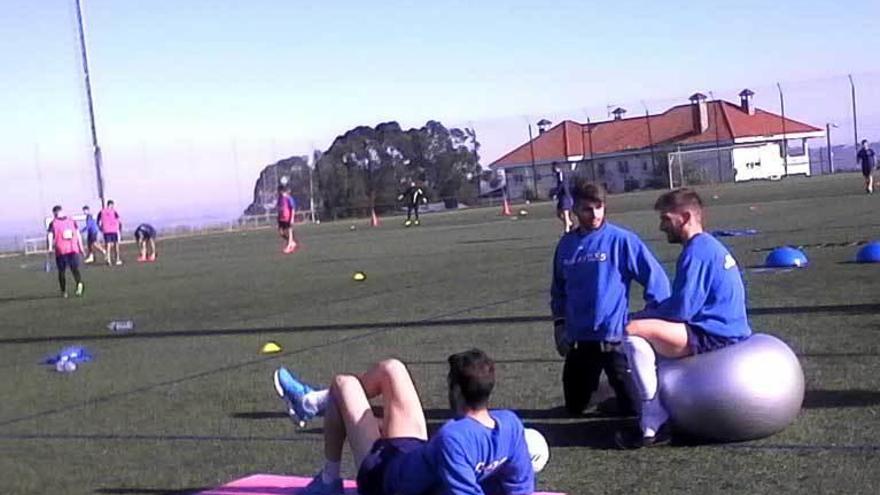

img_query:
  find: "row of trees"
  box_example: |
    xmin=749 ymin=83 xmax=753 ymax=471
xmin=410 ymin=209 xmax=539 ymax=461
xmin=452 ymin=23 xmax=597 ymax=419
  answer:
xmin=245 ymin=121 xmax=481 ymax=219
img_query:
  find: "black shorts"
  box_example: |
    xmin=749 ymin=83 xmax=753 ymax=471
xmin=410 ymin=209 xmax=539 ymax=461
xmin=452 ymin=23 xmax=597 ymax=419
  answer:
xmin=103 ymin=233 xmax=119 ymax=243
xmin=277 ymin=220 xmax=291 ymax=229
xmin=556 ymin=195 xmax=573 ymax=212
xmin=55 ymin=253 xmax=81 ymax=271
xmin=686 ymin=325 xmax=746 ymax=355
xmin=87 ymin=232 xmax=98 ymax=245
xmin=862 ymin=164 xmax=874 ymax=178
xmin=356 ymin=437 xmax=426 ymax=495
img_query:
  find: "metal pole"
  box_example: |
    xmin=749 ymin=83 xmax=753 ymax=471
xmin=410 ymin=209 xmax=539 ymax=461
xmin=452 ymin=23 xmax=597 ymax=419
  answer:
xmin=587 ymin=118 xmax=596 ymax=182
xmin=74 ymin=0 xmax=106 ymax=205
xmin=777 ymin=82 xmax=788 ymax=176
xmin=643 ymin=104 xmax=657 ymax=178
xmin=825 ymin=123 xmax=834 ymax=174
xmin=527 ymin=123 xmax=539 ymax=198
xmin=849 ymin=74 xmax=858 ymax=148
xmin=708 ymin=92 xmax=723 ymax=182
xmin=309 ymin=151 xmax=317 ymax=222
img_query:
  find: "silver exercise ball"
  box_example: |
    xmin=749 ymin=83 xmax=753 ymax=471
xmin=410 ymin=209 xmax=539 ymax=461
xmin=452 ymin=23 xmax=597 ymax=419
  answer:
xmin=658 ymin=333 xmax=804 ymax=442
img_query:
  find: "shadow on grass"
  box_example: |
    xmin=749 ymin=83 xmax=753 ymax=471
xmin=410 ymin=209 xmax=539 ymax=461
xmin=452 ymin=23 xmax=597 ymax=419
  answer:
xmin=2 ymin=302 xmax=876 ymax=346
xmin=95 ymin=488 xmax=206 ymax=495
xmin=0 ymin=294 xmax=60 ymax=304
xmin=803 ymin=389 xmax=880 ymax=408
xmin=750 ymin=303 xmax=880 ymax=316
xmin=523 ymin=418 xmax=634 ymax=449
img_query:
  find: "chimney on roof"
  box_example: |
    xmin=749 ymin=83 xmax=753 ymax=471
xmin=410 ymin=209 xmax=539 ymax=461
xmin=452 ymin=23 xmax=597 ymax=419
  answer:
xmin=739 ymin=88 xmax=756 ymax=115
xmin=536 ymin=119 xmax=552 ymax=134
xmin=611 ymin=107 xmax=626 ymax=120
xmin=689 ymin=92 xmax=709 ymax=134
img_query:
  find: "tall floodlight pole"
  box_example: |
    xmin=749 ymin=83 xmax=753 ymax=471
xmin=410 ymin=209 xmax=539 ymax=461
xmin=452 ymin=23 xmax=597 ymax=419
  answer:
xmin=527 ymin=123 xmax=539 ymax=199
xmin=777 ymin=83 xmax=788 ymax=175
xmin=74 ymin=0 xmax=106 ymax=205
xmin=848 ymin=74 xmax=858 ymax=147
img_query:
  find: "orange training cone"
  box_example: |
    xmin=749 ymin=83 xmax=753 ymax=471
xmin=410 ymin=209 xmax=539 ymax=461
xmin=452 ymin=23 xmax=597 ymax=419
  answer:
xmin=501 ymin=197 xmax=513 ymax=216
xmin=371 ymin=208 xmax=381 ymax=227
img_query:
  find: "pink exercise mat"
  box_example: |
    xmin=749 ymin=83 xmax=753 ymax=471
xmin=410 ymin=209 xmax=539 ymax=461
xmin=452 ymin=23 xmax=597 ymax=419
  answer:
xmin=197 ymin=473 xmax=564 ymax=494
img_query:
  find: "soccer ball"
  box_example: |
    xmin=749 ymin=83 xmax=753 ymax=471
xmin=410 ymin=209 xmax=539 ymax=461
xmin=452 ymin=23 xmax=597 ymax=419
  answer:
xmin=353 ymin=271 xmax=366 ymax=282
xmin=523 ymin=428 xmax=549 ymax=473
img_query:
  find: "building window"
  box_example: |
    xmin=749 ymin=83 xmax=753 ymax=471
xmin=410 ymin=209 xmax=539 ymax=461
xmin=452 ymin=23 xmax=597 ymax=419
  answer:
xmin=513 ymin=174 xmax=524 ymax=184
xmin=617 ymin=160 xmax=629 ymax=173
xmin=642 ymin=161 xmax=649 ymax=171
xmin=597 ymin=162 xmax=606 ymax=176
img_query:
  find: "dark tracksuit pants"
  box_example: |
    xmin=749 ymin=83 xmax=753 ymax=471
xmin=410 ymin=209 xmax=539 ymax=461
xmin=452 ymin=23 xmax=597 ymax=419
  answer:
xmin=563 ymin=340 xmax=634 ymax=415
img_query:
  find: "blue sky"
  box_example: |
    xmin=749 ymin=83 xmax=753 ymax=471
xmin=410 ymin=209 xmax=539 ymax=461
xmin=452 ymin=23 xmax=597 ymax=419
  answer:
xmin=1 ymin=0 xmax=878 ymax=236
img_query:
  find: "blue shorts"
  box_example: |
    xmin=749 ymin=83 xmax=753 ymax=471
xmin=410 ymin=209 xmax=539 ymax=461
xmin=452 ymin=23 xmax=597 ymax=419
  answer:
xmin=686 ymin=325 xmax=746 ymax=355
xmin=356 ymin=437 xmax=426 ymax=495
xmin=557 ymin=195 xmax=573 ymax=211
xmin=103 ymin=233 xmax=119 ymax=243
xmin=55 ymin=253 xmax=81 ymax=271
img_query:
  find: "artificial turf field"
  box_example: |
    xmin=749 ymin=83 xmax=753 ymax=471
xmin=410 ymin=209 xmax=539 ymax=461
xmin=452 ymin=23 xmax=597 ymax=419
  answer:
xmin=0 ymin=173 xmax=878 ymax=495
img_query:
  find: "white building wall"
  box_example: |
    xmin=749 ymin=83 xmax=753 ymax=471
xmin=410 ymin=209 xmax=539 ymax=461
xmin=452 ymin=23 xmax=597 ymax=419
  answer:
xmin=732 ymin=144 xmax=786 ymax=182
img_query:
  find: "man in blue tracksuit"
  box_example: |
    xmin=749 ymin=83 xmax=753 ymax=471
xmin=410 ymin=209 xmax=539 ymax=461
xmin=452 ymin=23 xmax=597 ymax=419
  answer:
xmin=551 ymin=180 xmax=670 ymax=416
xmin=617 ymin=188 xmax=753 ymax=449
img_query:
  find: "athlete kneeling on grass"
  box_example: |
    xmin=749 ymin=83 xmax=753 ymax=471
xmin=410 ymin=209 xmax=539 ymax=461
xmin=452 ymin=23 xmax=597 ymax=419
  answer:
xmin=551 ymin=179 xmax=670 ymax=417
xmin=273 ymin=349 xmax=535 ymax=495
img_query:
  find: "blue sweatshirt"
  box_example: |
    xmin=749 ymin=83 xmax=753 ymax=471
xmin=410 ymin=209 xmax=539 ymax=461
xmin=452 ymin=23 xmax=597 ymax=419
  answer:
xmin=640 ymin=232 xmax=752 ymax=339
xmin=81 ymin=214 xmax=99 ymax=235
xmin=384 ymin=410 xmax=534 ymax=495
xmin=551 ymin=222 xmax=671 ymax=343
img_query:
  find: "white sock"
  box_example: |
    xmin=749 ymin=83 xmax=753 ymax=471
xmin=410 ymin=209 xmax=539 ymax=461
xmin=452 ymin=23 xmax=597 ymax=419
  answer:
xmin=304 ymin=389 xmax=330 ymax=415
xmin=622 ymin=336 xmax=658 ymax=400
xmin=623 ymin=335 xmax=669 ymax=436
xmin=640 ymin=397 xmax=669 ymax=438
xmin=321 ymin=460 xmax=341 ymax=483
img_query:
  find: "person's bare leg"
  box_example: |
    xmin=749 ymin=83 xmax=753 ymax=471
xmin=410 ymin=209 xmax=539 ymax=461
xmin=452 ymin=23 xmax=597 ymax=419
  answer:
xmin=322 ymin=399 xmax=346 ymax=463
xmin=563 ymin=209 xmax=574 ymax=233
xmin=356 ymin=359 xmax=427 ymax=441
xmin=331 ymin=374 xmax=381 ymax=467
xmin=626 ymin=319 xmax=690 ymax=358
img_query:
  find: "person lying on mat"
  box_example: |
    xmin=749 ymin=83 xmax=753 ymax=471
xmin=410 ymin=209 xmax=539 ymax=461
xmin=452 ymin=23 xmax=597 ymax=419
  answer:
xmin=272 ymin=348 xmax=535 ymax=495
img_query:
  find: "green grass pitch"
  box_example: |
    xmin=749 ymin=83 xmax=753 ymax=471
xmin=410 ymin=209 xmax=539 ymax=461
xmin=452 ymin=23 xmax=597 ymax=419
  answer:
xmin=0 ymin=173 xmax=878 ymax=494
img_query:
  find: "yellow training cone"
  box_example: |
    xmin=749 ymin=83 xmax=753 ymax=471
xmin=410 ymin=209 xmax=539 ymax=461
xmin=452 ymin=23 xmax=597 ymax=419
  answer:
xmin=353 ymin=271 xmax=366 ymax=281
xmin=261 ymin=341 xmax=282 ymax=354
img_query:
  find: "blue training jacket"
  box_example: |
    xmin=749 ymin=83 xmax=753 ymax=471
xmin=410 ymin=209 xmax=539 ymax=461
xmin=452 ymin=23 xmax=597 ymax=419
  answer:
xmin=639 ymin=232 xmax=752 ymax=339
xmin=551 ymin=221 xmax=670 ymax=343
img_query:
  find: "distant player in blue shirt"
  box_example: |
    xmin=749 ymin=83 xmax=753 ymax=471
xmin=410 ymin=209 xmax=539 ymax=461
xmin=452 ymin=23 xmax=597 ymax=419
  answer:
xmin=272 ymin=349 xmax=536 ymax=495
xmin=80 ymin=205 xmax=106 ymax=264
xmin=551 ymin=179 xmax=670 ymax=416
xmin=616 ymin=188 xmax=753 ymax=449
xmin=551 ymin=164 xmax=574 ymax=233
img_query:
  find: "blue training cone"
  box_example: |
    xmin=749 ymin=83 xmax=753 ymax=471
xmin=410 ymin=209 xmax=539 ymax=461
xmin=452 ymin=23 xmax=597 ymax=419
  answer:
xmin=765 ymin=246 xmax=809 ymax=268
xmin=856 ymin=241 xmax=880 ymax=263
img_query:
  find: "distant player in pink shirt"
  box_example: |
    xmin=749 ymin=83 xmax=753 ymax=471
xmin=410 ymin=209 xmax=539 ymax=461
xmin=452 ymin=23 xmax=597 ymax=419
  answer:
xmin=97 ymin=199 xmax=124 ymax=266
xmin=277 ymin=185 xmax=298 ymax=254
xmin=47 ymin=205 xmax=85 ymax=298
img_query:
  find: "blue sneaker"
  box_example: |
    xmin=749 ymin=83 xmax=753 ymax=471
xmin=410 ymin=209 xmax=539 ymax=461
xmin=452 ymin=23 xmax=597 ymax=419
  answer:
xmin=301 ymin=472 xmax=343 ymax=495
xmin=273 ymin=367 xmax=320 ymax=426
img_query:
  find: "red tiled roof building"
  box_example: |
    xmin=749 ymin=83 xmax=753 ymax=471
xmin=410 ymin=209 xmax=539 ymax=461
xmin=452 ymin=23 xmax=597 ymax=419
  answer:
xmin=490 ymin=90 xmax=823 ymax=198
